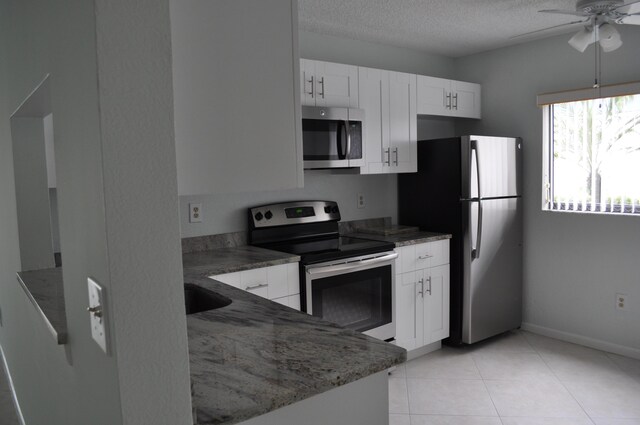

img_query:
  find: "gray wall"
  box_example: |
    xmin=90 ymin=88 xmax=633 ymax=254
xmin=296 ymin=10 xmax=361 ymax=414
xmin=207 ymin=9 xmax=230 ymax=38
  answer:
xmin=180 ymin=31 xmax=456 ymax=237
xmin=455 ymin=26 xmax=640 ymax=354
xmin=0 ymin=0 xmax=192 ymax=424
xmin=11 ymin=117 xmax=55 ymax=271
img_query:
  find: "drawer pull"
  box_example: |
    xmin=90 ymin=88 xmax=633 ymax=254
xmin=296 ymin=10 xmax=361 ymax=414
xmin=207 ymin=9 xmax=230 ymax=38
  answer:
xmin=245 ymin=283 xmax=268 ymax=291
xmin=417 ymin=254 xmax=433 ymax=260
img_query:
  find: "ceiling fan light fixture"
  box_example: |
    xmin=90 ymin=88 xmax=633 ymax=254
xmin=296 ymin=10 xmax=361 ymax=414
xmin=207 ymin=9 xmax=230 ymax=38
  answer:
xmin=598 ymin=23 xmax=623 ymax=51
xmin=568 ymin=26 xmax=596 ymax=51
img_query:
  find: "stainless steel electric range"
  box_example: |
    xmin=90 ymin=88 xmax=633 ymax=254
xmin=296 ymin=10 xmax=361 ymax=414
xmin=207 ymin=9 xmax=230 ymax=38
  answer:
xmin=248 ymin=201 xmax=397 ymax=342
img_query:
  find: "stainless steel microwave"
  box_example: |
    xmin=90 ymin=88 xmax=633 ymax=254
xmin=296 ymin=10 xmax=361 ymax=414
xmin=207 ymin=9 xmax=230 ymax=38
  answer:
xmin=302 ymin=106 xmax=364 ymax=169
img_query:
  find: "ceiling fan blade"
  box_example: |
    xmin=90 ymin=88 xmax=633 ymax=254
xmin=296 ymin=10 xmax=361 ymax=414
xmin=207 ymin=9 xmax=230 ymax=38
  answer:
xmin=510 ymin=19 xmax=589 ymax=39
xmin=539 ymin=9 xmax=589 ymax=17
xmin=616 ymin=11 xmax=640 ymax=24
xmin=613 ymin=0 xmax=640 ymax=12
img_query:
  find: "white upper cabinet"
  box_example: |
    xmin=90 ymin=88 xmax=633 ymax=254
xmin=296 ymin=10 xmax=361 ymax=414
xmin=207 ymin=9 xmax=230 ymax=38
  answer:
xmin=359 ymin=68 xmax=417 ymax=174
xmin=388 ymin=71 xmax=417 ymax=173
xmin=300 ymin=59 xmax=359 ymax=108
xmin=450 ymin=80 xmax=481 ymax=119
xmin=171 ymin=0 xmax=303 ymax=195
xmin=417 ymin=75 xmax=481 ymax=119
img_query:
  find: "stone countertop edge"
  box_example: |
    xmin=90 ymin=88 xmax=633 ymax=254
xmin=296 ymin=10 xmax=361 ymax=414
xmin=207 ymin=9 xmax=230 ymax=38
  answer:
xmin=15 ymin=268 xmax=68 ymax=345
xmin=347 ymin=230 xmax=452 ymax=247
xmin=182 ymin=245 xmax=301 ymax=277
xmin=184 ymin=271 xmax=407 ymax=425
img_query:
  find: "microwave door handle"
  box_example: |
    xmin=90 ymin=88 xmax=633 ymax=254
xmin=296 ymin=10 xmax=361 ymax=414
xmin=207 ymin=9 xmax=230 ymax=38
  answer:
xmin=345 ymin=120 xmax=352 ymax=159
xmin=336 ymin=120 xmax=347 ymax=160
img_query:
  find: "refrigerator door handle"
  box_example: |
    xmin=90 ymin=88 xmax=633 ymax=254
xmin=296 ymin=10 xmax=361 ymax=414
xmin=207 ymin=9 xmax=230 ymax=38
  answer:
xmin=472 ymin=199 xmax=483 ymax=259
xmin=470 ymin=139 xmax=483 ymax=259
xmin=470 ymin=139 xmax=481 ymax=199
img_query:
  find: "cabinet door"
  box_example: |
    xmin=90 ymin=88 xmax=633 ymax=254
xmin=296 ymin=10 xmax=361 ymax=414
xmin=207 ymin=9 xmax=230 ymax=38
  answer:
xmin=314 ymin=61 xmax=359 ymax=108
xmin=451 ymin=80 xmax=481 ymax=119
xmin=425 ymin=265 xmax=450 ymax=343
xmin=416 ymin=75 xmax=451 ymax=116
xmin=358 ymin=67 xmax=389 ymax=174
xmin=396 ymin=271 xmax=420 ymax=351
xmin=300 ymin=59 xmax=317 ymax=106
xmin=388 ymin=71 xmax=417 ymax=173
xmin=172 ymin=0 xmax=303 ymax=195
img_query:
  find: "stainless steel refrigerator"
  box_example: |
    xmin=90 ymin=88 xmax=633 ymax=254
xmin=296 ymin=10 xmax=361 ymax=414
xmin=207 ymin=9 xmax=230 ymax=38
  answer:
xmin=398 ymin=135 xmax=522 ymax=344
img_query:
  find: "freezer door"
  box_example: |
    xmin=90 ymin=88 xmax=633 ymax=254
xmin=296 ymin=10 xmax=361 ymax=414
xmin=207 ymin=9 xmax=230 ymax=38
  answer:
xmin=462 ymin=197 xmax=522 ymax=344
xmin=461 ymin=136 xmax=522 ymax=199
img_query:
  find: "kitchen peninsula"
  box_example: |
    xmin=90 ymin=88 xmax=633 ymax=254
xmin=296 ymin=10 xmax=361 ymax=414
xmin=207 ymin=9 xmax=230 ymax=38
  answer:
xmin=183 ymin=249 xmax=406 ymax=425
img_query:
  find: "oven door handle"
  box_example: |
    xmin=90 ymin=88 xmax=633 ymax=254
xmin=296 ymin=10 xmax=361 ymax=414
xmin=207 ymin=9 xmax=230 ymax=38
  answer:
xmin=306 ymin=252 xmax=398 ymax=276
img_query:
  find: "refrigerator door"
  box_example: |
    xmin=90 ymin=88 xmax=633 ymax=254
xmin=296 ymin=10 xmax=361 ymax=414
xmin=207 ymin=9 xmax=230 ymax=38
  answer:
xmin=461 ymin=136 xmax=522 ymax=200
xmin=462 ymin=196 xmax=522 ymax=344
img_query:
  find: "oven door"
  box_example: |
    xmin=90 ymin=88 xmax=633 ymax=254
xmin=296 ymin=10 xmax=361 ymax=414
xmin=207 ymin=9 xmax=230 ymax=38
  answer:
xmin=304 ymin=252 xmax=397 ymax=341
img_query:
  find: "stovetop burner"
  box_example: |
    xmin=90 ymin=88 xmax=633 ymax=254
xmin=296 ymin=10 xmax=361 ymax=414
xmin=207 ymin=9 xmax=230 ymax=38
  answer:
xmin=248 ymin=201 xmax=395 ymax=264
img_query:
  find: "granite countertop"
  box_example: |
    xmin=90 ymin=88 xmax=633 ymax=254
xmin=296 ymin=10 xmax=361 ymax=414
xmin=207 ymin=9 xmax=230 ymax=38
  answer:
xmin=16 ymin=268 xmax=67 ymax=344
xmin=347 ymin=230 xmax=452 ymax=247
xmin=182 ymin=245 xmax=300 ymax=277
xmin=184 ymin=271 xmax=406 ymax=425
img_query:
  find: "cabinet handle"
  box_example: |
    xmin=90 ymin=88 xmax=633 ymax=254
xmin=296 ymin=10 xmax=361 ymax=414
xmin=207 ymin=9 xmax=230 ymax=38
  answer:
xmin=446 ymin=92 xmax=452 ymax=109
xmin=385 ymin=148 xmax=391 ymax=166
xmin=453 ymin=93 xmax=458 ymax=110
xmin=393 ymin=147 xmax=399 ymax=166
xmin=417 ymin=254 xmax=433 ymax=260
xmin=418 ymin=278 xmax=424 ymax=298
xmin=319 ymin=77 xmax=325 ymax=98
xmin=426 ymin=276 xmax=432 ymax=295
xmin=307 ymin=76 xmax=315 ymax=97
xmin=245 ymin=283 xmax=268 ymax=291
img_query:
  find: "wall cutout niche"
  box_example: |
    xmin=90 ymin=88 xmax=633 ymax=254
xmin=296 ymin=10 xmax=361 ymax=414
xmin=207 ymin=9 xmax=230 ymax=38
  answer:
xmin=11 ymin=75 xmax=62 ymax=271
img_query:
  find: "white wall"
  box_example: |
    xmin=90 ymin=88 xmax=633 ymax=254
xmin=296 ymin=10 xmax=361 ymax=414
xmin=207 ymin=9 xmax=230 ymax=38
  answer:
xmin=180 ymin=31 xmax=456 ymax=237
xmin=1 ymin=0 xmax=192 ymax=424
xmin=455 ymin=26 xmax=640 ymax=354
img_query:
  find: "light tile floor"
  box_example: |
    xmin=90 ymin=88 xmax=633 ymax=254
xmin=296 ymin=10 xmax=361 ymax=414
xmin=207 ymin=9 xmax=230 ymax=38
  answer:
xmin=0 ymin=364 xmax=19 ymax=425
xmin=389 ymin=331 xmax=640 ymax=425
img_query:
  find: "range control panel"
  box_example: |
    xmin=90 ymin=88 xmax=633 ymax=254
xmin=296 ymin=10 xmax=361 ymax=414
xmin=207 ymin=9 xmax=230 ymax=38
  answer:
xmin=249 ymin=201 xmax=340 ymax=229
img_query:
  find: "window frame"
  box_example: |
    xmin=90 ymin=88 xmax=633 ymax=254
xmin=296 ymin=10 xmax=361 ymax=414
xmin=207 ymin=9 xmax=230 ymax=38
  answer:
xmin=539 ymin=81 xmax=640 ymax=216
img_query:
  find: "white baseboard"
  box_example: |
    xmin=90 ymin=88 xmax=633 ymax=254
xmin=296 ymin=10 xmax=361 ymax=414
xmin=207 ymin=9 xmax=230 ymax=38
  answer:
xmin=406 ymin=341 xmax=441 ymax=361
xmin=521 ymin=322 xmax=640 ymax=360
xmin=0 ymin=344 xmax=26 ymax=425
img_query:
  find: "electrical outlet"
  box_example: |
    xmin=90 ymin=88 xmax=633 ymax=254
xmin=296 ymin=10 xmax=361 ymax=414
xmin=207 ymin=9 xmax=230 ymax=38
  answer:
xmin=189 ymin=203 xmax=203 ymax=223
xmin=357 ymin=193 xmax=366 ymax=209
xmin=616 ymin=293 xmax=628 ymax=311
xmin=88 ymin=277 xmax=109 ymax=354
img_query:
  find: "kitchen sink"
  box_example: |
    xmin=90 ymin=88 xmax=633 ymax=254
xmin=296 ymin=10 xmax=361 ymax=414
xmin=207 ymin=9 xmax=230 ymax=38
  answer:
xmin=184 ymin=283 xmax=232 ymax=315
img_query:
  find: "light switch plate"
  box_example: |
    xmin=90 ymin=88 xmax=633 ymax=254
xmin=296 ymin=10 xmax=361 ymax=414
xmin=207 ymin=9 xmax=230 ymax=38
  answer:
xmin=88 ymin=277 xmax=109 ymax=354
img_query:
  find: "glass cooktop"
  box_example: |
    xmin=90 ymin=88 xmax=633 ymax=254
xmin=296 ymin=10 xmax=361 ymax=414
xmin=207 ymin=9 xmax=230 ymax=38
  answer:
xmin=258 ymin=236 xmax=395 ymax=265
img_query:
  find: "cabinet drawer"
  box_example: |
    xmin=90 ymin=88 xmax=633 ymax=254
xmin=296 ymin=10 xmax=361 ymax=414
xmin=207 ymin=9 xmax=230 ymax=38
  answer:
xmin=396 ymin=240 xmax=450 ymax=273
xmin=239 ymin=268 xmax=269 ymax=298
xmin=209 ymin=263 xmax=300 ymax=301
xmin=429 ymin=239 xmax=450 ymax=268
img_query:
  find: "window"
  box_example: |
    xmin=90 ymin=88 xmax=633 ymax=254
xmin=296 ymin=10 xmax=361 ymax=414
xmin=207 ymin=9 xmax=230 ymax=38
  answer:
xmin=541 ymin=86 xmax=640 ymax=215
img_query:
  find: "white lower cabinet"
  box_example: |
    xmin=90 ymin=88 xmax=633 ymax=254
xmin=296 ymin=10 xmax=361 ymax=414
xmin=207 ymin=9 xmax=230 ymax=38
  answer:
xmin=210 ymin=263 xmax=300 ymax=311
xmin=395 ymin=240 xmax=450 ymax=351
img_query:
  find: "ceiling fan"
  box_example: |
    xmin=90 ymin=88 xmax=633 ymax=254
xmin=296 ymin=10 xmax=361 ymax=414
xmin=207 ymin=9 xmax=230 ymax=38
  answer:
xmin=518 ymin=0 xmax=640 ymax=52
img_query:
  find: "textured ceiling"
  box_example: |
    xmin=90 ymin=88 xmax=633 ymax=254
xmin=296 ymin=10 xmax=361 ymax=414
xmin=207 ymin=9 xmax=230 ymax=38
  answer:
xmin=298 ymin=0 xmax=609 ymax=57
